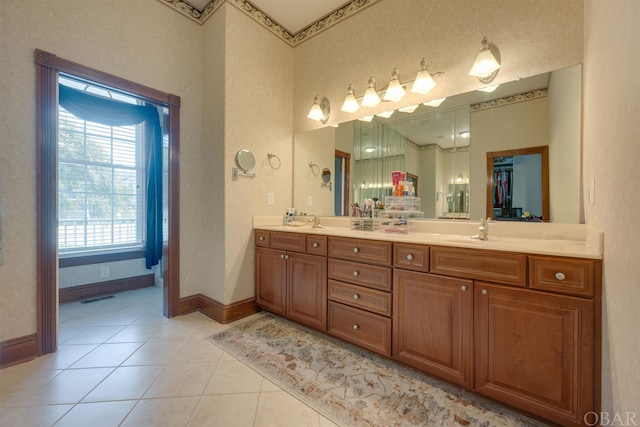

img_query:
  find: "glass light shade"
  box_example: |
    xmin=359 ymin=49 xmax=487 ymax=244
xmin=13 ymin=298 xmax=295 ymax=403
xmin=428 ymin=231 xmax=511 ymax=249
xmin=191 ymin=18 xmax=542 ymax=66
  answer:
xmin=358 ymin=115 xmax=374 ymax=122
xmin=307 ymin=103 xmax=324 ymax=121
xmin=361 ymin=86 xmax=381 ymax=107
xmin=383 ymin=79 xmax=405 ymax=102
xmin=398 ymin=104 xmax=419 ymax=113
xmin=469 ymin=48 xmax=501 ymax=77
xmin=423 ymin=97 xmax=446 ymax=107
xmin=376 ymin=110 xmax=394 ymax=118
xmin=341 ymin=93 xmax=360 ymax=113
xmin=411 ymin=70 xmax=436 ymax=94
xmin=478 ymin=84 xmax=499 ymax=93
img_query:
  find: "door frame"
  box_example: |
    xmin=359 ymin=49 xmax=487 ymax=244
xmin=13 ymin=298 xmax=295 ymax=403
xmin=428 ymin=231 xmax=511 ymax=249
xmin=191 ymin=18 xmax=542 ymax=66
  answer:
xmin=35 ymin=49 xmax=181 ymax=355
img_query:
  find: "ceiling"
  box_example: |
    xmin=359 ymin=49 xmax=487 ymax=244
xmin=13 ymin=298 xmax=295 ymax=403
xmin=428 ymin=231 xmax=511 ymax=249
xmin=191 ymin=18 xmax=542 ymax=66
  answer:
xmin=186 ymin=0 xmax=351 ymax=33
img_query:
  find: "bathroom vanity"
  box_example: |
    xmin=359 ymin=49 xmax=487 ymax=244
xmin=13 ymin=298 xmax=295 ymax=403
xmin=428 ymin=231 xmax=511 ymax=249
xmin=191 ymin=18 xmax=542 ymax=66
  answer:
xmin=253 ymin=218 xmax=602 ymax=427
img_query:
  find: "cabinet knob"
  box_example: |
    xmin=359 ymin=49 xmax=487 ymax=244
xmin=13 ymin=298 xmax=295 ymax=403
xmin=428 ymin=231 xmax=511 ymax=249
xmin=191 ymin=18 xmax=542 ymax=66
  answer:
xmin=555 ymin=272 xmax=566 ymax=281
xmin=284 ymin=254 xmax=289 ymax=260
xmin=259 ymin=236 xmax=265 ymax=241
xmin=312 ymin=242 xmax=319 ymax=248
xmin=280 ymin=254 xmax=285 ymax=259
xmin=353 ymin=294 xmax=360 ymax=300
xmin=353 ymin=271 xmax=359 ymax=277
xmin=352 ymin=324 xmax=359 ymax=330
xmin=481 ymin=289 xmax=488 ymax=295
xmin=353 ymin=247 xmax=359 ymax=253
xmin=460 ymin=285 xmax=467 ymax=292
xmin=406 ymin=254 xmax=414 ymax=261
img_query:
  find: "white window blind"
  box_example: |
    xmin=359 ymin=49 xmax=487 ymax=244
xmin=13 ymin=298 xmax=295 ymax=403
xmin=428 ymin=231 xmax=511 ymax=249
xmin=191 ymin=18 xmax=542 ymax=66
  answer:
xmin=58 ymin=96 xmax=144 ymax=253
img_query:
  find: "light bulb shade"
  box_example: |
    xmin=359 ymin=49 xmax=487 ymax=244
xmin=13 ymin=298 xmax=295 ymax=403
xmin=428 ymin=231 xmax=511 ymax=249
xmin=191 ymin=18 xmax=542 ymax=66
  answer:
xmin=411 ymin=70 xmax=436 ymax=94
xmin=358 ymin=115 xmax=374 ymax=122
xmin=341 ymin=84 xmax=360 ymax=113
xmin=469 ymin=48 xmax=501 ymax=77
xmin=398 ymin=104 xmax=419 ymax=113
xmin=477 ymin=84 xmax=499 ymax=93
xmin=376 ymin=110 xmax=394 ymax=118
xmin=383 ymin=69 xmax=406 ymax=102
xmin=423 ymin=97 xmax=446 ymax=107
xmin=307 ymin=103 xmax=324 ymax=121
xmin=307 ymin=95 xmax=330 ymax=123
xmin=361 ymin=77 xmax=381 ymax=107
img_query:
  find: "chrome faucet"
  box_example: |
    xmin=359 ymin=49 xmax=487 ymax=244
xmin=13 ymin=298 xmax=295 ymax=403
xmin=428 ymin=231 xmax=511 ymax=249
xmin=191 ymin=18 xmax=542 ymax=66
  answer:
xmin=309 ymin=215 xmax=324 ymax=229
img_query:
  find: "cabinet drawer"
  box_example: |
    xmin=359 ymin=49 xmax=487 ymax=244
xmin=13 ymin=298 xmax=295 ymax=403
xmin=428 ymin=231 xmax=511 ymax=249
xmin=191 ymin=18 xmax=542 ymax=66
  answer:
xmin=306 ymin=235 xmax=327 ymax=256
xmin=328 ymin=237 xmax=392 ymax=266
xmin=328 ymin=301 xmax=391 ymax=357
xmin=255 ymin=230 xmax=270 ymax=247
xmin=270 ymin=231 xmax=306 ymax=253
xmin=328 ymin=279 xmax=392 ymax=317
xmin=394 ymin=243 xmax=429 ymax=272
xmin=430 ymin=246 xmax=527 ymax=287
xmin=529 ymin=256 xmax=598 ymax=297
xmin=328 ymin=258 xmax=392 ymax=291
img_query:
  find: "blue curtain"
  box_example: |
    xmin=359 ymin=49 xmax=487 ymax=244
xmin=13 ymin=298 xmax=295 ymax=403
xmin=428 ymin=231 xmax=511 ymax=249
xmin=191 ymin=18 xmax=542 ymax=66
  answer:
xmin=59 ymin=84 xmax=163 ymax=269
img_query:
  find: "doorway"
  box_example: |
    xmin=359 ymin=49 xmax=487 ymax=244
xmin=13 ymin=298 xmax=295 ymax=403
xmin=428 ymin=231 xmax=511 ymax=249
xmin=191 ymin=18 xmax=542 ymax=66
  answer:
xmin=35 ymin=49 xmax=181 ymax=355
xmin=334 ymin=150 xmax=351 ymax=216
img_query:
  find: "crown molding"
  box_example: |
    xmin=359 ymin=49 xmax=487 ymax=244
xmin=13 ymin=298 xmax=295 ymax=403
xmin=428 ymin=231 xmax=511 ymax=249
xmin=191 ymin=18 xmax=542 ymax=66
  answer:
xmin=470 ymin=88 xmax=548 ymax=112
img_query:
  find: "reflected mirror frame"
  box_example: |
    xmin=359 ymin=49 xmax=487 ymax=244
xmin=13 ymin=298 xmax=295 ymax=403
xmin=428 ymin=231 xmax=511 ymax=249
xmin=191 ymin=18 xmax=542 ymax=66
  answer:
xmin=486 ymin=145 xmax=549 ymax=222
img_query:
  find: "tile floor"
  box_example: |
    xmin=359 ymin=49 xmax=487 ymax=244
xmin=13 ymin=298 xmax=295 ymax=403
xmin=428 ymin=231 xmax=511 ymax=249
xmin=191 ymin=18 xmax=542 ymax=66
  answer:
xmin=0 ymin=287 xmax=338 ymax=426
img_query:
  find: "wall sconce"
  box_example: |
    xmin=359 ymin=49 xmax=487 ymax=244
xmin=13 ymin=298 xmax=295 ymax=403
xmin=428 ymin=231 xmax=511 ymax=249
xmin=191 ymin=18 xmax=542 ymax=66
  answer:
xmin=307 ymin=95 xmax=330 ymax=123
xmin=382 ymin=68 xmax=406 ymax=102
xmin=411 ymin=58 xmax=437 ymax=95
xmin=341 ymin=84 xmax=360 ymax=113
xmin=469 ymin=36 xmax=501 ymax=84
xmin=361 ymin=77 xmax=381 ymax=108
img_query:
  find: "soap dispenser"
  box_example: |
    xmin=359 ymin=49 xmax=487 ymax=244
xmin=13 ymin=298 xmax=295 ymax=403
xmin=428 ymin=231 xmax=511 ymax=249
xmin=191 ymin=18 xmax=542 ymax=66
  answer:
xmin=478 ymin=218 xmax=488 ymax=241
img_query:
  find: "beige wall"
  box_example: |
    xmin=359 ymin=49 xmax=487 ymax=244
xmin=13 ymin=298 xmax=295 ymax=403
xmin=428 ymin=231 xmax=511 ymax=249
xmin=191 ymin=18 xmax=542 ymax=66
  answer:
xmin=0 ymin=0 xmax=203 ymax=341
xmin=584 ymin=0 xmax=640 ymax=416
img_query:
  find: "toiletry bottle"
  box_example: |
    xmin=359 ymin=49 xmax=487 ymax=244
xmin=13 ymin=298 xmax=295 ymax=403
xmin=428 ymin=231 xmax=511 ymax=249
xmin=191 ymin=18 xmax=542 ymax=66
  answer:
xmin=478 ymin=218 xmax=488 ymax=241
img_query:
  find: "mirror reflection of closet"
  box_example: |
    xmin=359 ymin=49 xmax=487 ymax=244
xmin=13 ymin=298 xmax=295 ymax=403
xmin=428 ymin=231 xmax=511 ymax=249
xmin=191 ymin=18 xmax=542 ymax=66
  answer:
xmin=486 ymin=145 xmax=549 ymax=221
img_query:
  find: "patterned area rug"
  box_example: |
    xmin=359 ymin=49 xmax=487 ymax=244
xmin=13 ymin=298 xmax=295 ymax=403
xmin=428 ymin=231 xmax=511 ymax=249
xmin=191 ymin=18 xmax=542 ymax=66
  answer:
xmin=208 ymin=313 xmax=548 ymax=427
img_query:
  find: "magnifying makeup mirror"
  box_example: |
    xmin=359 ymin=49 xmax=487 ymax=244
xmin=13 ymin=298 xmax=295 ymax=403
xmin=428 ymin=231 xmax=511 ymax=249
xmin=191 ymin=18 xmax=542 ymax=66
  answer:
xmin=233 ymin=149 xmax=256 ymax=179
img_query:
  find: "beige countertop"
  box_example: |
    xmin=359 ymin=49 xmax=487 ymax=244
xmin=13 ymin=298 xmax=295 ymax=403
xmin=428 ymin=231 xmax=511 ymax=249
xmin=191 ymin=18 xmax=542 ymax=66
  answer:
xmin=253 ymin=216 xmax=603 ymax=260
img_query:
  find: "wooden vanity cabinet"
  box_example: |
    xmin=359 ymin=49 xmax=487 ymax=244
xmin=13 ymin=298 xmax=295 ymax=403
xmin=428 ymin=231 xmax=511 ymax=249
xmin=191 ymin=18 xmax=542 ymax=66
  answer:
xmin=255 ymin=231 xmax=327 ymax=331
xmin=393 ymin=270 xmax=473 ymax=389
xmin=474 ymin=282 xmax=595 ymax=426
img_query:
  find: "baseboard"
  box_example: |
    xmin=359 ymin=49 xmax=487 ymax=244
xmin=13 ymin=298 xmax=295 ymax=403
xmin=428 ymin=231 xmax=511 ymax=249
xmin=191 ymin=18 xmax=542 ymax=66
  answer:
xmin=0 ymin=334 xmax=38 ymax=368
xmin=59 ymin=274 xmax=155 ymax=304
xmin=179 ymin=294 xmax=258 ymax=324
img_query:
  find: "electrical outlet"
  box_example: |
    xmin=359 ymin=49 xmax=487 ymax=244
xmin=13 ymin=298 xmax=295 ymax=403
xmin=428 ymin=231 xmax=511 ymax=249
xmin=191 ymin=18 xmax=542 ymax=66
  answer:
xmin=589 ymin=177 xmax=595 ymax=205
xmin=267 ymin=193 xmax=274 ymax=205
xmin=307 ymin=196 xmax=313 ymax=206
xmin=100 ymin=266 xmax=110 ymax=278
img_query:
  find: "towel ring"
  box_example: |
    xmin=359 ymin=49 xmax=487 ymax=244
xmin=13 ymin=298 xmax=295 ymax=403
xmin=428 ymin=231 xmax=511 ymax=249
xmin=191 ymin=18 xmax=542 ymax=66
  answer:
xmin=267 ymin=153 xmax=281 ymax=170
xmin=308 ymin=162 xmax=320 ymax=177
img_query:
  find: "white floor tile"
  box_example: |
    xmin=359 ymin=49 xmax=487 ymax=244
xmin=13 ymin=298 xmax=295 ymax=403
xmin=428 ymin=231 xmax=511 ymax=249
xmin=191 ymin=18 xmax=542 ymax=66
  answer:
xmin=53 ymin=400 xmax=137 ymax=427
xmin=82 ymin=365 xmax=166 ymax=402
xmin=188 ymin=393 xmax=260 ymax=427
xmin=120 ymin=396 xmax=199 ymax=426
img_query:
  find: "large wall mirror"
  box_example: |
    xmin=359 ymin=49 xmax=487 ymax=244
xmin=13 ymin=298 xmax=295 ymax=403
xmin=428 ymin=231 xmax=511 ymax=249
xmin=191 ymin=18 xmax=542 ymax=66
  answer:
xmin=293 ymin=64 xmax=582 ymax=223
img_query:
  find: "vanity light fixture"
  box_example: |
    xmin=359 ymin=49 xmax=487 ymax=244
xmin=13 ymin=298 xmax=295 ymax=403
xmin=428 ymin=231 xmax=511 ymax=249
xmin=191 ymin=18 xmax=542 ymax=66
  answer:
xmin=469 ymin=36 xmax=501 ymax=84
xmin=307 ymin=95 xmax=330 ymax=123
xmin=423 ymin=97 xmax=446 ymax=107
xmin=375 ymin=110 xmax=394 ymax=118
xmin=478 ymin=84 xmax=499 ymax=93
xmin=459 ymin=130 xmax=470 ymax=138
xmin=455 ymin=173 xmax=464 ymax=183
xmin=364 ymin=146 xmax=376 ymax=153
xmin=411 ymin=58 xmax=437 ymax=95
xmin=398 ymin=104 xmax=419 ymax=113
xmin=341 ymin=84 xmax=360 ymax=113
xmin=361 ymin=77 xmax=381 ymax=108
xmin=382 ymin=68 xmax=406 ymax=102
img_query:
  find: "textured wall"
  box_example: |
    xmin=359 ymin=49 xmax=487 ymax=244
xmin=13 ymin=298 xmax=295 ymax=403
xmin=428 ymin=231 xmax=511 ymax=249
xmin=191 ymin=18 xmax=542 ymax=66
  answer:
xmin=583 ymin=0 xmax=640 ymax=416
xmin=0 ymin=0 xmax=202 ymax=341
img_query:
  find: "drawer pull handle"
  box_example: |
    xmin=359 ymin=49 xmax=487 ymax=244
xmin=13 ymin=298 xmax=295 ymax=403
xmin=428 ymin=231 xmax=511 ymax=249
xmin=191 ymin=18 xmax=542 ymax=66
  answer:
xmin=460 ymin=285 xmax=467 ymax=292
xmin=555 ymin=272 xmax=566 ymax=281
xmin=406 ymin=254 xmax=414 ymax=261
xmin=353 ymin=271 xmax=359 ymax=277
xmin=259 ymin=236 xmax=265 ymax=241
xmin=353 ymin=294 xmax=360 ymax=300
xmin=312 ymin=242 xmax=319 ymax=248
xmin=482 ymin=289 xmax=488 ymax=295
xmin=353 ymin=247 xmax=359 ymax=253
xmin=352 ymin=324 xmax=359 ymax=330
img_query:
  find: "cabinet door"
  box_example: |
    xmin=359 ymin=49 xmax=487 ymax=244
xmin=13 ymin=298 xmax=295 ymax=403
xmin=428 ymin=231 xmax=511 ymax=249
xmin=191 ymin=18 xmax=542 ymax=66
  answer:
xmin=255 ymin=247 xmax=287 ymax=316
xmin=474 ymin=282 xmax=594 ymax=426
xmin=393 ymin=270 xmax=473 ymax=389
xmin=287 ymin=253 xmax=327 ymax=331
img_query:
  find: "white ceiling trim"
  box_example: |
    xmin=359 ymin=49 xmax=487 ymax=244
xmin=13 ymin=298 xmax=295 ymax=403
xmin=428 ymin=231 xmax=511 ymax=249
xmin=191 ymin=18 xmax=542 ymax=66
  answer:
xmin=156 ymin=0 xmax=380 ymax=46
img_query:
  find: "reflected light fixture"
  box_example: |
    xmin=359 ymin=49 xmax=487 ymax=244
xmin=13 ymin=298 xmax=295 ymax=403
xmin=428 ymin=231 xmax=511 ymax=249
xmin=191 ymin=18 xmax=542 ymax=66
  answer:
xmin=364 ymin=146 xmax=376 ymax=153
xmin=455 ymin=173 xmax=464 ymax=183
xmin=307 ymin=95 xmax=330 ymax=123
xmin=459 ymin=130 xmax=470 ymax=139
xmin=375 ymin=110 xmax=394 ymax=118
xmin=361 ymin=77 xmax=381 ymax=107
xmin=358 ymin=115 xmax=374 ymax=122
xmin=398 ymin=104 xmax=419 ymax=113
xmin=469 ymin=36 xmax=501 ymax=84
xmin=341 ymin=84 xmax=360 ymax=113
xmin=478 ymin=84 xmax=499 ymax=93
xmin=423 ymin=97 xmax=446 ymax=107
xmin=411 ymin=58 xmax=437 ymax=95
xmin=382 ymin=68 xmax=406 ymax=102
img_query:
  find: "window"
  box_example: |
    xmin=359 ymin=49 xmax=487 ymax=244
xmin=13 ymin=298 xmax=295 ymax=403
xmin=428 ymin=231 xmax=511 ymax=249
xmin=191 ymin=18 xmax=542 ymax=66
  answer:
xmin=58 ymin=76 xmax=145 ymax=254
